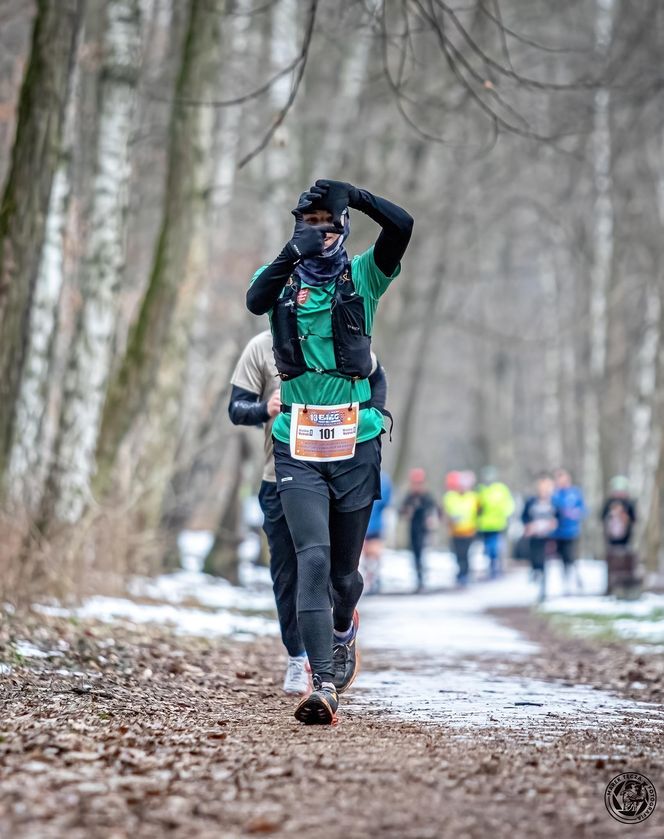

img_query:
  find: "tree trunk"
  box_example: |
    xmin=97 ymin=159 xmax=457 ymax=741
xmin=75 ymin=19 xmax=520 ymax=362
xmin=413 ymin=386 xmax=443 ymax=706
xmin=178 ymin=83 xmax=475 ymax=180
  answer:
xmin=540 ymin=251 xmax=563 ymax=469
xmin=0 ymin=0 xmax=82 ymax=486
xmin=94 ymin=0 xmax=219 ymax=522
xmin=159 ymin=0 xmax=257 ymax=551
xmin=263 ymin=0 xmax=299 ymax=256
xmin=38 ymin=0 xmax=143 ymax=526
xmin=391 ymin=248 xmax=447 ymax=484
xmin=310 ymin=10 xmax=373 ymax=178
xmin=628 ymin=282 xmax=661 ymax=518
xmin=211 ymin=0 xmax=253 ymax=219
xmin=5 ymin=53 xmax=81 ymax=512
xmin=582 ymin=0 xmax=614 ymax=553
xmin=202 ymin=432 xmax=246 ymax=583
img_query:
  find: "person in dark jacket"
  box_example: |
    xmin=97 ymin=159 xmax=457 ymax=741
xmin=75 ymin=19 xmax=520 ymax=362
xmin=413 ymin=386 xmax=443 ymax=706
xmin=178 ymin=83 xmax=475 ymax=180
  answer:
xmin=522 ymin=473 xmax=558 ymax=601
xmin=601 ymin=475 xmax=640 ymax=596
xmin=400 ymin=468 xmax=439 ymax=592
xmin=601 ymin=476 xmax=636 ymax=546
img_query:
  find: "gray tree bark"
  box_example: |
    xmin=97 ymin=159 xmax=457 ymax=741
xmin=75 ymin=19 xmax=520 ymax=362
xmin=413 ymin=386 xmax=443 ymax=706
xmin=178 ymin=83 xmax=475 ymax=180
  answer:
xmin=94 ymin=0 xmax=220 ymax=530
xmin=0 ymin=0 xmax=82 ymax=486
xmin=42 ymin=0 xmax=143 ymax=525
xmin=5 ymin=52 xmax=81 ymax=511
xmin=582 ymin=0 xmax=614 ymax=550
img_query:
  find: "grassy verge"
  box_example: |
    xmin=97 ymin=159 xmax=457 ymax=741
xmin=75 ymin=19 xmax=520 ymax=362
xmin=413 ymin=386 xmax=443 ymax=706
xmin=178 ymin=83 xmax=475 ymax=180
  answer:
xmin=539 ymin=606 xmax=664 ymax=646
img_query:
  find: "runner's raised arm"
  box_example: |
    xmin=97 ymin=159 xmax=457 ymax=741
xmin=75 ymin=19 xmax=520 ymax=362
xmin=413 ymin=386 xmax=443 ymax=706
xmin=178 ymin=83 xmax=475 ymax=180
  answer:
xmin=246 ymin=183 xmax=413 ymax=316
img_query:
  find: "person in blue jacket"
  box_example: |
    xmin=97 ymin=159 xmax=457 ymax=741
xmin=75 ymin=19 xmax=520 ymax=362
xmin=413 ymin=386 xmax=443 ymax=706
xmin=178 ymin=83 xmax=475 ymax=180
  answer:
xmin=552 ymin=468 xmax=586 ymax=592
xmin=362 ymin=472 xmax=393 ymax=594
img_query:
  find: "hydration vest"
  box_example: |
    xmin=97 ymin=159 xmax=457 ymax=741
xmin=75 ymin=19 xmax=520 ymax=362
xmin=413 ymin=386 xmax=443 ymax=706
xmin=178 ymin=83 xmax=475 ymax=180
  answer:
xmin=271 ymin=266 xmax=373 ymax=381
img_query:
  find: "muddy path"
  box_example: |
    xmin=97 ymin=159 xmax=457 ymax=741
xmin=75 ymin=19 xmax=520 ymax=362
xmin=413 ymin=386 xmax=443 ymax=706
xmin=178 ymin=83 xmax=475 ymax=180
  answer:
xmin=1 ymin=592 xmax=662 ymax=839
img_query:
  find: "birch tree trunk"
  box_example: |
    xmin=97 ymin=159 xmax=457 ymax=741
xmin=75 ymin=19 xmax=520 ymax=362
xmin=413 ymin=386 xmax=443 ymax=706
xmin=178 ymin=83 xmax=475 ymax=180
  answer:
xmin=94 ymin=0 xmax=219 ymax=524
xmin=264 ymin=0 xmax=299 ymax=256
xmin=170 ymin=0 xmax=255 ymax=521
xmin=202 ymin=432 xmax=248 ymax=583
xmin=39 ymin=0 xmax=143 ymax=525
xmin=211 ymin=0 xmax=253 ymax=221
xmin=641 ymin=130 xmax=664 ymax=578
xmin=5 ymin=54 xmax=81 ymax=511
xmin=582 ymin=0 xmax=614 ymax=550
xmin=310 ymin=11 xmax=373 ymax=178
xmin=0 ymin=0 xmax=82 ymax=486
xmin=628 ymin=282 xmax=661 ymax=524
xmin=540 ymin=252 xmax=563 ymax=469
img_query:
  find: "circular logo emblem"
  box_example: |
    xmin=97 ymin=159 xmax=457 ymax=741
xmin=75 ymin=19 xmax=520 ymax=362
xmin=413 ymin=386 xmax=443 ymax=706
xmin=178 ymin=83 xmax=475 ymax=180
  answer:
xmin=605 ymin=773 xmax=657 ymax=824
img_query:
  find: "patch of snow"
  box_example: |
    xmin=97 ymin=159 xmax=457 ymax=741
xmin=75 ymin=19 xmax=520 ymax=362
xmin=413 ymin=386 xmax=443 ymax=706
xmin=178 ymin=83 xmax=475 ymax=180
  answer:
xmin=632 ymin=644 xmax=664 ymax=655
xmin=39 ymin=596 xmax=279 ymax=639
xmin=361 ymin=586 xmax=536 ymax=657
xmin=541 ymin=592 xmax=664 ymax=617
xmin=0 ymin=663 xmax=12 ymax=674
xmin=128 ymin=569 xmax=274 ymax=612
xmin=177 ymin=530 xmax=214 ymax=573
xmin=14 ymin=641 xmax=63 ymax=659
xmin=238 ymin=531 xmax=261 ymax=564
xmin=541 ymin=590 xmax=664 ymax=644
xmin=350 ymin=666 xmax=664 ymax=733
xmin=612 ymin=620 xmax=664 ymax=642
xmin=239 ymin=561 xmax=272 ymax=588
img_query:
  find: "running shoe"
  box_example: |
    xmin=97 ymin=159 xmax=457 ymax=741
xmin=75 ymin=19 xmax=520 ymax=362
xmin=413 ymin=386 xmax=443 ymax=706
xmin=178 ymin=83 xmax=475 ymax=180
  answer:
xmin=283 ymin=655 xmax=311 ymax=695
xmin=332 ymin=608 xmax=360 ymax=693
xmin=294 ymin=675 xmax=338 ymax=725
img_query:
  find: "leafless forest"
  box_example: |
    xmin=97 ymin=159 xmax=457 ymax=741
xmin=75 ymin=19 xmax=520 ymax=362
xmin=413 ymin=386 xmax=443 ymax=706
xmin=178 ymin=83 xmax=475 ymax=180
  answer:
xmin=1 ymin=0 xmax=663 ymax=597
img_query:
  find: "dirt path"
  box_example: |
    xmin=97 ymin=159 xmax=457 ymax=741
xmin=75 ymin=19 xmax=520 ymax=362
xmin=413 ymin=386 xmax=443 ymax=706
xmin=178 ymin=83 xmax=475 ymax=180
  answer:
xmin=1 ymin=607 xmax=662 ymax=839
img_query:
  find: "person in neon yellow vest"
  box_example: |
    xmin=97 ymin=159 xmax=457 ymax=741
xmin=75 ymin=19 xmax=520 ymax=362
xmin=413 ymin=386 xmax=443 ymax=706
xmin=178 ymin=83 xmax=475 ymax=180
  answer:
xmin=443 ymin=471 xmax=479 ymax=586
xmin=477 ymin=466 xmax=515 ymax=579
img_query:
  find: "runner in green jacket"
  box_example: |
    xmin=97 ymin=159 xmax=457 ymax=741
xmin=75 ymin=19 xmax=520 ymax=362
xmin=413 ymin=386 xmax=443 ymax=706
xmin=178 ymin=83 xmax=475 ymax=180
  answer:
xmin=247 ymin=179 xmax=413 ymax=724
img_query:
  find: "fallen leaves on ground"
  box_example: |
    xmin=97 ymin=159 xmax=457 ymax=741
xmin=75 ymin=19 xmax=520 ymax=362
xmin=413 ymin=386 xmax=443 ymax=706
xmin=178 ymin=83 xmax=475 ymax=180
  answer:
xmin=0 ymin=609 xmax=662 ymax=838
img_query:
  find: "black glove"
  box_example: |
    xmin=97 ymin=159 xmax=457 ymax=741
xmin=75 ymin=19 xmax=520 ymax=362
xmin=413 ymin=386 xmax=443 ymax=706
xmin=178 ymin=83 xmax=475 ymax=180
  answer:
xmin=287 ymin=208 xmax=337 ymax=261
xmin=310 ymin=179 xmax=360 ymax=229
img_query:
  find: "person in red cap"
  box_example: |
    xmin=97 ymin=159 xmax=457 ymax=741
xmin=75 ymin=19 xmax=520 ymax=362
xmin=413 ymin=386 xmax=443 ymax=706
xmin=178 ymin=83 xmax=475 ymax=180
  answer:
xmin=399 ymin=468 xmax=439 ymax=591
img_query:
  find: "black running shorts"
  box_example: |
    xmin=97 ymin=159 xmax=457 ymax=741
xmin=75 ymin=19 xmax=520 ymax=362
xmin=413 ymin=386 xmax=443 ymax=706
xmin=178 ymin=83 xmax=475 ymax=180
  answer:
xmin=273 ymin=436 xmax=381 ymax=513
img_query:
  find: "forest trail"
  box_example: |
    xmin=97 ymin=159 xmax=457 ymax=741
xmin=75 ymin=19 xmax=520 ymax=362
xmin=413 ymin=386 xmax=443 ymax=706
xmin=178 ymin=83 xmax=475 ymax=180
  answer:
xmin=1 ymin=572 xmax=663 ymax=838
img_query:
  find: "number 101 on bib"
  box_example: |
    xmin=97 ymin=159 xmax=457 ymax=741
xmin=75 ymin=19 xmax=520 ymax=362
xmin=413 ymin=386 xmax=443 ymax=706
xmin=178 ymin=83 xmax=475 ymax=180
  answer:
xmin=289 ymin=403 xmax=359 ymax=462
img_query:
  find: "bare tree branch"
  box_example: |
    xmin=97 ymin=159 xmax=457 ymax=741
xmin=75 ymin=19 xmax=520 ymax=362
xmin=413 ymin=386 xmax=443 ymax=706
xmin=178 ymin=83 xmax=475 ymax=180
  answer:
xmin=431 ymin=0 xmax=599 ymax=90
xmin=237 ymin=0 xmax=318 ymax=169
xmin=145 ymin=52 xmax=304 ymax=109
xmin=477 ymin=0 xmax=586 ymax=55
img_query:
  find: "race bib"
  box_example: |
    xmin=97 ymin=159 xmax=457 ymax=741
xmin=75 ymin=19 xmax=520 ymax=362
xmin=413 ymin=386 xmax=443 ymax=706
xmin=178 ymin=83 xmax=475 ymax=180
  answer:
xmin=289 ymin=402 xmax=359 ymax=462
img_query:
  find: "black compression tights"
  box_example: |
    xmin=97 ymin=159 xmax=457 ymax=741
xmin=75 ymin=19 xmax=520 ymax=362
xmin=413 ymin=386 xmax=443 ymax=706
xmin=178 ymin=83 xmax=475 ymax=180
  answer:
xmin=278 ymin=489 xmax=371 ymax=682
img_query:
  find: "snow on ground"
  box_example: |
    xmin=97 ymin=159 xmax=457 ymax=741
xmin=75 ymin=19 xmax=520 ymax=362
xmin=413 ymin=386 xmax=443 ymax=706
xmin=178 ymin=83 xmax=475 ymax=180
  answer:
xmin=541 ymin=590 xmax=664 ymax=644
xmin=349 ymin=664 xmax=664 ymax=733
xmin=349 ymin=550 xmax=664 ymax=731
xmin=28 ymin=525 xmax=658 ymax=650
xmin=541 ymin=591 xmax=664 ymax=617
xmin=21 ymin=528 xmax=664 ymax=732
xmin=359 ymin=548 xmax=607 ymax=658
xmin=13 ymin=641 xmax=63 ymax=659
xmin=35 ymin=530 xmax=279 ymax=641
xmin=37 ymin=596 xmax=278 ymax=640
xmin=128 ymin=569 xmax=275 ymax=613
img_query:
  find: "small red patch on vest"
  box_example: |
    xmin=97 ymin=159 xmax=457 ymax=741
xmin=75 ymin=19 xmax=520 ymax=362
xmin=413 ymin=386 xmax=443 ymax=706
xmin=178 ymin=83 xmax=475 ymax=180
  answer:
xmin=297 ymin=288 xmax=310 ymax=305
